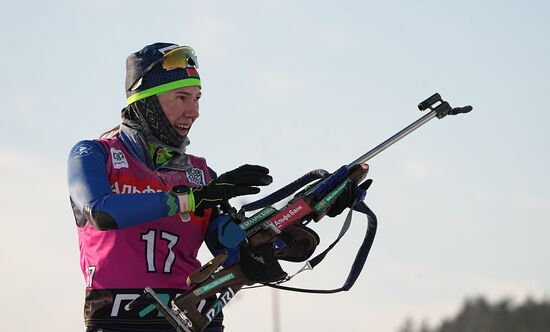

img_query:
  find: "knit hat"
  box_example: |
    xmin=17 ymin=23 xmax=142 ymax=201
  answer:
xmin=125 ymin=42 xmax=200 ymax=105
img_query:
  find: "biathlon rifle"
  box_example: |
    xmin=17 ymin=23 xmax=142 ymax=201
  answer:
xmin=126 ymin=93 xmax=473 ymax=332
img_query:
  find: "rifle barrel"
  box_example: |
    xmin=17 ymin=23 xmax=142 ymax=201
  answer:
xmin=347 ymin=110 xmax=438 ymax=168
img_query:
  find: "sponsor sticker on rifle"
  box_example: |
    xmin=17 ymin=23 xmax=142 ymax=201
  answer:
xmin=193 ymin=273 xmax=235 ymax=296
xmin=269 ymin=199 xmax=313 ymax=230
xmin=314 ymin=180 xmax=351 ymax=212
xmin=240 ymin=206 xmax=278 ymax=230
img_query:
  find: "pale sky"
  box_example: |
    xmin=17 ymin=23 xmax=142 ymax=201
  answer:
xmin=1 ymin=1 xmax=549 ymax=331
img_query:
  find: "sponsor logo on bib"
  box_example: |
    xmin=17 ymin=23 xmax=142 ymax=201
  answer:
xmin=110 ymin=148 xmax=129 ymax=169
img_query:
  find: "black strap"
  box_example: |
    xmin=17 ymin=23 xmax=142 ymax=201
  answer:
xmin=265 ymin=202 xmax=377 ymax=294
xmin=241 ymin=169 xmax=329 ymax=212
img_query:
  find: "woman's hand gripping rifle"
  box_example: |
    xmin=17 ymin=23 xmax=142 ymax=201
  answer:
xmin=243 ymin=163 xmax=370 ymax=247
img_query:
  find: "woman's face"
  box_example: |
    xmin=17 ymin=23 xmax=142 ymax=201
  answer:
xmin=157 ymin=86 xmax=201 ymax=137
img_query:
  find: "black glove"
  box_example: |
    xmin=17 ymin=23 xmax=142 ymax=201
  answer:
xmin=192 ymin=164 xmax=272 ymax=211
xmin=326 ymin=178 xmax=372 ymax=218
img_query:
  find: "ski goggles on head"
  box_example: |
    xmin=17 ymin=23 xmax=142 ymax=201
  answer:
xmin=160 ymin=46 xmax=199 ymax=70
xmin=127 ymin=45 xmax=200 ymax=96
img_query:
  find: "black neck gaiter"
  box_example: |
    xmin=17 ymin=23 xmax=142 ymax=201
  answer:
xmin=123 ymin=95 xmax=186 ymax=148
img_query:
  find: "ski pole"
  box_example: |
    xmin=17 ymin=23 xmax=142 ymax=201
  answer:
xmin=347 ymin=93 xmax=472 ymax=168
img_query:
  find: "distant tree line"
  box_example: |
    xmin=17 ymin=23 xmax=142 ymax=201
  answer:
xmin=397 ymin=296 xmax=550 ymax=332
